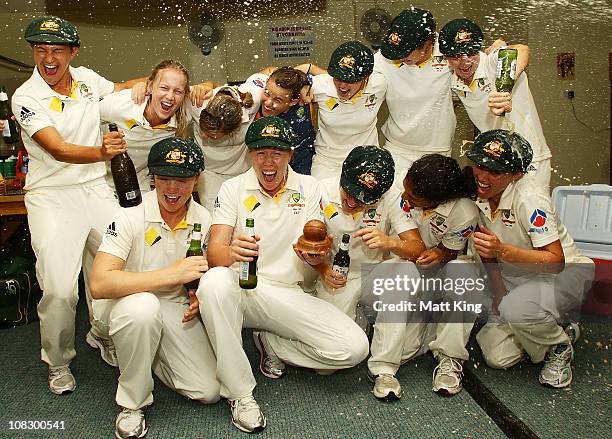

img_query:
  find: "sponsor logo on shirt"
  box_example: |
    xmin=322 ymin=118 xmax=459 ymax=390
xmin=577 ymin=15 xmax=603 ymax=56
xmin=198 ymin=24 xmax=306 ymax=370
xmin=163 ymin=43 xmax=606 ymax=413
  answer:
xmin=105 ymin=221 xmax=118 ymax=237
xmin=214 ymin=197 xmax=220 ymax=209
xmin=528 ymin=208 xmax=548 ymax=233
xmin=19 ymin=106 xmax=35 ymax=124
xmin=452 ymin=224 xmax=475 ymax=239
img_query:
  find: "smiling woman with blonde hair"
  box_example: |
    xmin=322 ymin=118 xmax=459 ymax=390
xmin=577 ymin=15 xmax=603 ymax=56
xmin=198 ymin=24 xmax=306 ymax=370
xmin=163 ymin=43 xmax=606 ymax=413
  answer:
xmin=100 ymin=58 xmax=191 ymax=192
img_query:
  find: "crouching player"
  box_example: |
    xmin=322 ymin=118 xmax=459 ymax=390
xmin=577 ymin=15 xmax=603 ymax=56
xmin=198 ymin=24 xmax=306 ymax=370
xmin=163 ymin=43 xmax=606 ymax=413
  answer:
xmin=468 ymin=129 xmax=594 ymax=388
xmin=90 ymin=138 xmax=220 ymax=438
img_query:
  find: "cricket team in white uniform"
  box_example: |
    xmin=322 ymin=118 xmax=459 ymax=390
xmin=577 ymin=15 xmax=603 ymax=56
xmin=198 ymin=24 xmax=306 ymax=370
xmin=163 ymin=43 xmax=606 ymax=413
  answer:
xmin=9 ymin=10 xmax=595 ymax=439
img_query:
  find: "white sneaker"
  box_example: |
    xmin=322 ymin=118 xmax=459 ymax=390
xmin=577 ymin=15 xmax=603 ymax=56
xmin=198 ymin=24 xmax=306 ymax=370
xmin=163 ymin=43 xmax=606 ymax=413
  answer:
xmin=539 ymin=343 xmax=574 ymax=388
xmin=253 ymin=332 xmax=286 ymax=379
xmin=86 ymin=330 xmax=118 ymax=367
xmin=432 ymin=354 xmax=463 ymax=396
xmin=228 ymin=395 xmax=267 ymax=433
xmin=369 ymin=371 xmax=402 ymax=400
xmin=115 ymin=408 xmax=147 ymax=439
xmin=48 ymin=366 xmax=76 ymax=395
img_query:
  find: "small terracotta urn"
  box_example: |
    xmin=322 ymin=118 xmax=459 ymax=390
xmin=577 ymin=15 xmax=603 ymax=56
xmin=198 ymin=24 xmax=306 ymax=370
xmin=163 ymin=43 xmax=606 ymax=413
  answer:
xmin=295 ymin=219 xmax=332 ymax=253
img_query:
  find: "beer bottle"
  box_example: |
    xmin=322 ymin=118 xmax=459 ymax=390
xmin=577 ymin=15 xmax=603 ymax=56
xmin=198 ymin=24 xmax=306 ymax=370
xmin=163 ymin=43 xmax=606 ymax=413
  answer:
xmin=332 ymin=233 xmax=350 ymax=278
xmin=108 ymin=123 xmax=142 ymax=207
xmin=239 ymin=218 xmax=257 ymax=289
xmin=184 ymin=223 xmax=203 ymax=291
xmin=0 ymin=86 xmax=19 ymax=144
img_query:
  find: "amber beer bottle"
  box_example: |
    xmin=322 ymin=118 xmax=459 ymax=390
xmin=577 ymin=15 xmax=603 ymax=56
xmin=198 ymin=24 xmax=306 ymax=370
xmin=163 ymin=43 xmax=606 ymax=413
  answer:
xmin=332 ymin=233 xmax=350 ymax=278
xmin=184 ymin=223 xmax=203 ymax=291
xmin=239 ymin=218 xmax=257 ymax=289
xmin=108 ymin=123 xmax=142 ymax=208
xmin=0 ymin=86 xmax=19 ymax=144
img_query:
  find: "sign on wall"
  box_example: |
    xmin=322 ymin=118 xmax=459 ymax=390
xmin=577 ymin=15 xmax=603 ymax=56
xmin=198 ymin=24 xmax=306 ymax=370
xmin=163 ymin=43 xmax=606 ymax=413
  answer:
xmin=268 ymin=24 xmax=315 ymax=62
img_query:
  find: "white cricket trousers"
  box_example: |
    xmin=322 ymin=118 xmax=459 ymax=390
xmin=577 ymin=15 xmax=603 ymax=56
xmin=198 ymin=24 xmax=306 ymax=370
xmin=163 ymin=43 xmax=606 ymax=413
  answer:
xmin=368 ymin=260 xmax=482 ymax=376
xmin=477 ymin=262 xmax=595 ymax=368
xmin=93 ymin=293 xmax=220 ymax=410
xmin=197 ymin=267 xmax=369 ymax=399
xmin=25 ymin=180 xmax=118 ymax=367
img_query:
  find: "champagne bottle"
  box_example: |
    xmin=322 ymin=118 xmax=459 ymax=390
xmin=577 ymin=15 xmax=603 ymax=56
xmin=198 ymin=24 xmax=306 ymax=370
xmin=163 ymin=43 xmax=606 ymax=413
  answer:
xmin=184 ymin=223 xmax=203 ymax=291
xmin=495 ymin=48 xmax=518 ymax=118
xmin=239 ymin=218 xmax=257 ymax=289
xmin=332 ymin=233 xmax=350 ymax=278
xmin=108 ymin=123 xmax=142 ymax=208
xmin=0 ymin=86 xmax=19 ymax=144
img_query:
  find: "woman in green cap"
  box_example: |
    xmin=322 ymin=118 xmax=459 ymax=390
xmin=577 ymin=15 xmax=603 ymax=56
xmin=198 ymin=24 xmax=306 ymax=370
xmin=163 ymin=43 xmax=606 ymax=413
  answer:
xmin=297 ymin=40 xmax=386 ymax=180
xmin=468 ymin=129 xmax=593 ymax=389
xmin=12 ymin=15 xmax=145 ymax=397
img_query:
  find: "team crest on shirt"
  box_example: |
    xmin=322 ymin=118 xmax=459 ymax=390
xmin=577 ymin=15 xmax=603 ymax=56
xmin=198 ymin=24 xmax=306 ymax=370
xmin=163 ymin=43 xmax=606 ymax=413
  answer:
xmin=252 ymin=78 xmax=265 ymax=88
xmin=339 ymin=54 xmax=356 ymax=69
xmin=528 ymin=209 xmax=548 ymax=233
xmin=296 ymin=106 xmax=305 ymax=119
xmin=358 ymin=172 xmax=378 ymax=189
xmin=261 ymin=124 xmax=280 ymax=138
xmin=483 ymin=140 xmax=505 ymax=157
xmin=477 ymin=78 xmax=492 ymax=93
xmin=452 ymin=224 xmax=475 ymax=239
xmin=361 ymin=208 xmax=381 ymax=226
xmin=165 ymin=148 xmax=186 ymax=164
xmin=39 ymin=20 xmax=60 ymax=32
xmin=429 ymin=215 xmax=448 ymax=235
xmin=455 ymin=29 xmax=472 ymax=44
xmin=288 ymin=187 xmax=305 ymax=214
xmin=388 ymin=32 xmax=401 ymax=46
xmin=432 ymin=56 xmax=447 ymax=72
xmin=364 ymin=94 xmax=378 ymax=110
xmin=79 ymin=83 xmax=94 ymax=101
xmin=501 ymin=210 xmax=516 ymax=227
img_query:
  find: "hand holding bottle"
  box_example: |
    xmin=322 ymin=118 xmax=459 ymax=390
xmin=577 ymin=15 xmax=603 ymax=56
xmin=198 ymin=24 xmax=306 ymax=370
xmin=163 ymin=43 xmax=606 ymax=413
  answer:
xmin=101 ymin=129 xmax=127 ymax=161
xmin=488 ymin=91 xmax=512 ymax=116
xmin=171 ymin=256 xmax=209 ymax=286
xmin=323 ymin=264 xmax=348 ymax=291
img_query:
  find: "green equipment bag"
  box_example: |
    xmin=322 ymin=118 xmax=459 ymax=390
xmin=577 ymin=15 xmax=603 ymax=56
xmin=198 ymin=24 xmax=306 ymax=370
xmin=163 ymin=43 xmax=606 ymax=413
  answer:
xmin=0 ymin=222 xmax=42 ymax=329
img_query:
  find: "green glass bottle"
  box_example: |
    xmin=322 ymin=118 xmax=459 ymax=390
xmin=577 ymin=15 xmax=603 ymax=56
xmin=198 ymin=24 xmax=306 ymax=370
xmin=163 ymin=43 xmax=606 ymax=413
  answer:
xmin=0 ymin=86 xmax=19 ymax=144
xmin=495 ymin=48 xmax=518 ymax=93
xmin=332 ymin=233 xmax=350 ymax=278
xmin=239 ymin=218 xmax=257 ymax=289
xmin=184 ymin=223 xmax=203 ymax=291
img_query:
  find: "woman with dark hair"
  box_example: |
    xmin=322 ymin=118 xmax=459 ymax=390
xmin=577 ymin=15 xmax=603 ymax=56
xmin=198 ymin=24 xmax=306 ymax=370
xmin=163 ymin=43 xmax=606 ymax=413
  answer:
xmin=368 ymin=154 xmax=480 ymax=401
